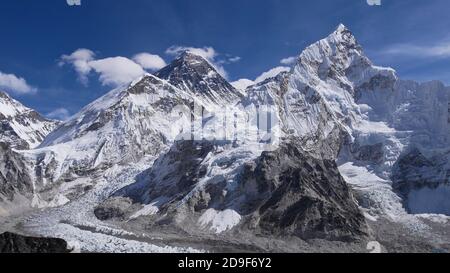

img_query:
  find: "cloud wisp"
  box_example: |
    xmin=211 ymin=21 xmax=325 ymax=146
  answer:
xmin=61 ymin=47 xmax=240 ymax=87
xmin=280 ymin=56 xmax=297 ymax=65
xmin=60 ymin=49 xmax=95 ymax=85
xmin=88 ymin=57 xmax=145 ymax=87
xmin=378 ymin=41 xmax=450 ymax=59
xmin=132 ymin=53 xmax=167 ymax=71
xmin=165 ymin=46 xmax=240 ymax=79
xmin=60 ymin=49 xmax=166 ymax=87
xmin=231 ymin=66 xmax=291 ymax=91
xmin=231 ymin=55 xmax=297 ymax=91
xmin=46 ymin=108 xmax=71 ymax=121
xmin=0 ymin=71 xmax=36 ymax=95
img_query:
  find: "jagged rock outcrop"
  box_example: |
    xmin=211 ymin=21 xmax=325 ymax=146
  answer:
xmin=392 ymin=148 xmax=450 ymax=215
xmin=0 ymin=143 xmax=33 ymax=202
xmin=155 ymin=52 xmax=242 ymax=106
xmin=0 ymin=232 xmax=70 ymax=253
xmin=240 ymin=140 xmax=367 ymax=241
xmin=102 ymin=139 xmax=367 ymax=241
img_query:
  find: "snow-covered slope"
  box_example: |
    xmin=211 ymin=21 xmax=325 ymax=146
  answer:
xmin=0 ymin=142 xmax=33 ymax=204
xmin=0 ymin=91 xmax=58 ymax=149
xmin=13 ymin=53 xmax=247 ymax=208
xmin=28 ymin=74 xmax=208 ymax=190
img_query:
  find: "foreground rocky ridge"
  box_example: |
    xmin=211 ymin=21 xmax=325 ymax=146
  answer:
xmin=0 ymin=232 xmax=70 ymax=253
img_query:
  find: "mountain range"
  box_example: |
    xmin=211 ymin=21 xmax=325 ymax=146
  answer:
xmin=0 ymin=24 xmax=449 ymax=253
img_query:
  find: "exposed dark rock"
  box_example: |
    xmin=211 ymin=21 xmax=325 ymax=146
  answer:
xmin=350 ymin=142 xmax=384 ymax=163
xmin=113 ymin=140 xmax=216 ymax=205
xmin=109 ymin=139 xmax=367 ymax=242
xmin=239 ymin=140 xmax=368 ymax=241
xmin=0 ymin=232 xmax=70 ymax=253
xmin=0 ymin=142 xmax=33 ymax=202
xmin=392 ymin=148 xmax=450 ymax=215
xmin=155 ymin=52 xmax=241 ymax=105
xmin=393 ymin=148 xmax=442 ymax=194
xmin=94 ymin=197 xmax=134 ymax=221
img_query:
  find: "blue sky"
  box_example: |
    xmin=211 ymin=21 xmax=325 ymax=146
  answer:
xmin=1 ymin=0 xmax=450 ymax=119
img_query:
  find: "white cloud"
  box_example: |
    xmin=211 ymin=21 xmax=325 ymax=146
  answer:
xmin=88 ymin=57 xmax=145 ymax=86
xmin=380 ymin=41 xmax=450 ymax=59
xmin=280 ymin=56 xmax=297 ymax=65
xmin=228 ymin=56 xmax=241 ymax=63
xmin=132 ymin=53 xmax=167 ymax=71
xmin=60 ymin=48 xmax=95 ymax=85
xmin=166 ymin=46 xmax=239 ymax=79
xmin=231 ymin=78 xmax=254 ymax=91
xmin=254 ymin=66 xmax=290 ymax=83
xmin=231 ymin=66 xmax=290 ymax=92
xmin=46 ymin=108 xmax=71 ymax=121
xmin=166 ymin=46 xmax=217 ymax=60
xmin=60 ymin=49 xmax=167 ymax=87
xmin=0 ymin=71 xmax=36 ymax=95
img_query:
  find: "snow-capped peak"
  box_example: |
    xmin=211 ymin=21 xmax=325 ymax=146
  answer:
xmin=335 ymin=23 xmax=348 ymax=32
xmin=0 ymin=91 xmax=29 ymax=118
xmin=0 ymin=91 xmax=58 ymax=149
xmin=330 ymin=23 xmax=357 ymax=45
xmin=155 ymin=52 xmax=241 ymax=105
xmin=297 ymin=23 xmax=363 ymax=72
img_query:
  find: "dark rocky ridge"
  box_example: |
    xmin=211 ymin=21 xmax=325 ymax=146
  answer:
xmin=392 ymin=148 xmax=450 ymax=215
xmin=0 ymin=232 xmax=70 ymax=253
xmin=155 ymin=52 xmax=242 ymax=105
xmin=0 ymin=143 xmax=33 ymax=202
xmin=240 ymin=140 xmax=368 ymax=241
xmin=102 ymin=139 xmax=368 ymax=242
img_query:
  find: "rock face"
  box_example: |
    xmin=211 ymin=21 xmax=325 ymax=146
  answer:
xmin=240 ymin=141 xmax=367 ymax=241
xmin=0 ymin=91 xmax=58 ymax=150
xmin=103 ymin=138 xmax=367 ymax=241
xmin=392 ymin=148 xmax=450 ymax=215
xmin=0 ymin=143 xmax=33 ymax=203
xmin=155 ymin=52 xmax=242 ymax=106
xmin=0 ymin=232 xmax=69 ymax=253
xmin=113 ymin=140 xmax=217 ymax=205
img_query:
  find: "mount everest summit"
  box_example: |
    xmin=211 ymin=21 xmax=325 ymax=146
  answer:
xmin=0 ymin=24 xmax=449 ymax=253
